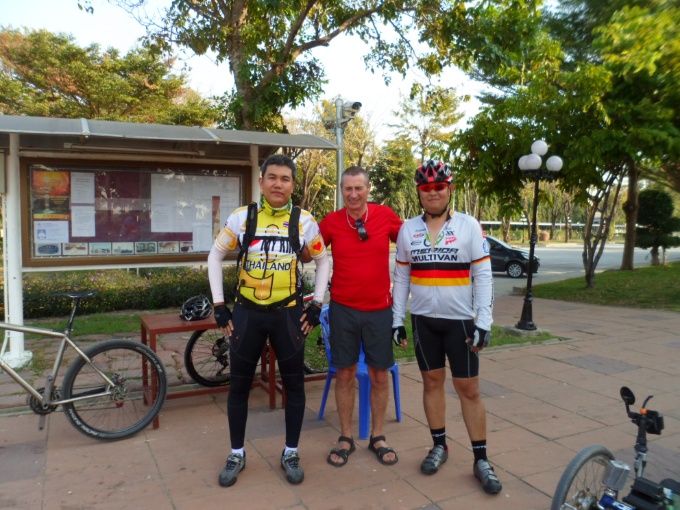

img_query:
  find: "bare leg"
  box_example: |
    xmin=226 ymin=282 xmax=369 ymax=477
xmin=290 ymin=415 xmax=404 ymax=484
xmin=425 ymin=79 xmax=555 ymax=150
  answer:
xmin=422 ymin=368 xmax=447 ymax=429
xmin=329 ymin=364 xmax=357 ymax=464
xmin=367 ymin=366 xmax=395 ymax=463
xmin=452 ymin=376 xmax=486 ymax=441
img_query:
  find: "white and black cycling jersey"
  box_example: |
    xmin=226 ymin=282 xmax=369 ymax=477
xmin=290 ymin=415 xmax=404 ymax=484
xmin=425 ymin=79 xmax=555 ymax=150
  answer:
xmin=392 ymin=211 xmax=494 ymax=331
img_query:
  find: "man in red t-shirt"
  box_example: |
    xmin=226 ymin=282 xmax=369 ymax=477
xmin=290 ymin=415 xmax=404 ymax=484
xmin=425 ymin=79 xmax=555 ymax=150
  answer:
xmin=319 ymin=166 xmax=403 ymax=468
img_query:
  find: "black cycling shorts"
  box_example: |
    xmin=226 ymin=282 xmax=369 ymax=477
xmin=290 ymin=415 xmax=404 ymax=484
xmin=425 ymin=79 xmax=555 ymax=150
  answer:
xmin=411 ymin=315 xmax=479 ymax=378
xmin=328 ymin=300 xmax=395 ymax=370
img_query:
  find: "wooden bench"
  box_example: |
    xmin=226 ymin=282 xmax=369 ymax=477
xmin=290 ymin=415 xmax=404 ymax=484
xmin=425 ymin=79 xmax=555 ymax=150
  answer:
xmin=140 ymin=313 xmax=282 ymax=429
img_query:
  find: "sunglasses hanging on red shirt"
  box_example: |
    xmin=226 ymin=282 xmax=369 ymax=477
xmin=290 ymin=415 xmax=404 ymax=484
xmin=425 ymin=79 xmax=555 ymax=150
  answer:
xmin=355 ymin=219 xmax=369 ymax=241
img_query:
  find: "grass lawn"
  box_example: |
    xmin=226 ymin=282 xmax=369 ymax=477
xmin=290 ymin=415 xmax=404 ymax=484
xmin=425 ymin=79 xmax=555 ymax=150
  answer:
xmin=532 ymin=261 xmax=680 ymax=313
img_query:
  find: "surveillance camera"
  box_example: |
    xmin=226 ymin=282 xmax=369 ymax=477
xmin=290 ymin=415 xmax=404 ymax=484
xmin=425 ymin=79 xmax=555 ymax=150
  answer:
xmin=343 ymin=101 xmax=362 ymax=112
xmin=341 ymin=101 xmax=362 ymax=123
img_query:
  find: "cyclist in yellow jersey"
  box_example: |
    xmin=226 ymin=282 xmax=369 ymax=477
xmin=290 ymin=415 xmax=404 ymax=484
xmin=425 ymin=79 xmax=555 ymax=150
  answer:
xmin=207 ymin=154 xmax=330 ymax=488
xmin=213 ymin=200 xmax=324 ymax=305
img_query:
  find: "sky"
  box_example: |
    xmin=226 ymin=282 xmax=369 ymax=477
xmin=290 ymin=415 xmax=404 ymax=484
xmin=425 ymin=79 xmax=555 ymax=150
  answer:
xmin=2 ymin=0 xmax=484 ymax=142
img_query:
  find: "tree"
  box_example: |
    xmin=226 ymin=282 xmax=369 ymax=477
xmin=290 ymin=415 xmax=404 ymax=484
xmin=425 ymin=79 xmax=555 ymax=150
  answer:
xmin=635 ymin=188 xmax=680 ymax=266
xmin=390 ymin=85 xmax=464 ymax=163
xmin=286 ymin=115 xmax=335 ymax=216
xmin=548 ymin=0 xmax=680 ymax=271
xmin=450 ymin=0 xmax=679 ymax=287
xmin=370 ymin=137 xmax=418 ymax=219
xmin=114 ymin=0 xmax=534 ymax=131
xmin=0 ymin=28 xmax=215 ymax=125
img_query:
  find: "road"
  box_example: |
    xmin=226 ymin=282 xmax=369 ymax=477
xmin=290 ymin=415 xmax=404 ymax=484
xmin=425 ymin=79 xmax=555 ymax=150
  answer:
xmin=322 ymin=242 xmax=678 ymax=298
xmin=492 ymin=243 xmax=680 ymax=296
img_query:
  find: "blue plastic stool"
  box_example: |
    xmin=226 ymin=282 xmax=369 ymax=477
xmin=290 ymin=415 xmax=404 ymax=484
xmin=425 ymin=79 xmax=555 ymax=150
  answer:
xmin=317 ymin=305 xmax=402 ymax=440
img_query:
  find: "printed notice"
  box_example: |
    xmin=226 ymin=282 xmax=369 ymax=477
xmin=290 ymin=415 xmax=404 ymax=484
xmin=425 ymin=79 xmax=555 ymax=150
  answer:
xmin=34 ymin=220 xmax=69 ymax=244
xmin=71 ymin=205 xmax=96 ymax=237
xmin=71 ymin=172 xmax=95 ymax=204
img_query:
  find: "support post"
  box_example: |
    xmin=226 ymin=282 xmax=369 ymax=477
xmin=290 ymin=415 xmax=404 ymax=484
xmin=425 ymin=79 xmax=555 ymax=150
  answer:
xmin=2 ymin=133 xmax=32 ymax=368
xmin=335 ymin=98 xmax=345 ymax=210
xmin=516 ymin=176 xmax=540 ymax=331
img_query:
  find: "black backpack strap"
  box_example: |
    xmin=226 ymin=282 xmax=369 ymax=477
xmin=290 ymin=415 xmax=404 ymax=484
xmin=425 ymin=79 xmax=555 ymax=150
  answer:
xmin=288 ymin=206 xmax=302 ymax=254
xmin=233 ymin=202 xmax=259 ymax=297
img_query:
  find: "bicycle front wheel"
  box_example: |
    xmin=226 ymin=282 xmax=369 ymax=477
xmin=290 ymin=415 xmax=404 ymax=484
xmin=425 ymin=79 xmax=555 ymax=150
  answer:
xmin=551 ymin=444 xmax=615 ymax=510
xmin=61 ymin=339 xmax=167 ymax=441
xmin=184 ymin=329 xmax=231 ymax=387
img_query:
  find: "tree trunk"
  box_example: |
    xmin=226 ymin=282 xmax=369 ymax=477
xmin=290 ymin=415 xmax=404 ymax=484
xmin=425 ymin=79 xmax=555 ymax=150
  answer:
xmin=501 ymin=217 xmax=511 ymax=243
xmin=620 ymin=159 xmax=639 ymax=270
xmin=651 ymin=246 xmax=660 ymax=266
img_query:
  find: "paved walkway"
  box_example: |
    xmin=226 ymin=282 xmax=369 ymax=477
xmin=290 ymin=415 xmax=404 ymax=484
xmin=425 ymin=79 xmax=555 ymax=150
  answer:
xmin=1 ymin=295 xmax=679 ymax=510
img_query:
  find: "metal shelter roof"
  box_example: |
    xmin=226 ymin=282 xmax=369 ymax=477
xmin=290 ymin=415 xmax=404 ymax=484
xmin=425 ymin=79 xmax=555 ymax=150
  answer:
xmin=0 ymin=115 xmax=336 ymax=161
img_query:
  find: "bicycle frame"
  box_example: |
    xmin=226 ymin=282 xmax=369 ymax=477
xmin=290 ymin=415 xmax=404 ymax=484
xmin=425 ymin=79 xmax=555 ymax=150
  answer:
xmin=0 ymin=322 xmax=118 ymax=407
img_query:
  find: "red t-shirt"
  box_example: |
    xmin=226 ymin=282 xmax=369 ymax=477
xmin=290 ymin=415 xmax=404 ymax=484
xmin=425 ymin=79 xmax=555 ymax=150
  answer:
xmin=319 ymin=203 xmax=402 ymax=311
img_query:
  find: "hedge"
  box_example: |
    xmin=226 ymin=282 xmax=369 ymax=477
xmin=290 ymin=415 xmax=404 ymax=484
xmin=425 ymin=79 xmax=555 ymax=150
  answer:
xmin=2 ymin=266 xmax=315 ymax=319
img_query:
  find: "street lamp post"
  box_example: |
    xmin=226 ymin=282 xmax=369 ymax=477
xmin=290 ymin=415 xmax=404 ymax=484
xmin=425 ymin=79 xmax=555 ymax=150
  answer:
xmin=516 ymin=140 xmax=563 ymax=331
xmin=323 ymin=99 xmax=362 ymax=210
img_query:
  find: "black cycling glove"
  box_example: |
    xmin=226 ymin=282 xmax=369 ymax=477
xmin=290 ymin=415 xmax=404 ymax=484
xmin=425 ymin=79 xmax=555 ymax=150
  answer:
xmin=304 ymin=301 xmax=322 ymax=328
xmin=470 ymin=326 xmax=490 ymax=348
xmin=392 ymin=326 xmax=407 ymax=345
xmin=213 ymin=304 xmax=233 ymax=328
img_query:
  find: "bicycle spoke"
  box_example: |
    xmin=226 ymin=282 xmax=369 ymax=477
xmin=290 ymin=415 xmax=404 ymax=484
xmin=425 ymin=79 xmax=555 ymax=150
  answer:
xmin=62 ymin=340 xmax=167 ymax=441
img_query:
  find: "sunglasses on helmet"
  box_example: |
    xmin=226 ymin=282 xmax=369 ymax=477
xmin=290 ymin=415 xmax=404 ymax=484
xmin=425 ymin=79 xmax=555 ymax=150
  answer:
xmin=418 ymin=182 xmax=449 ymax=193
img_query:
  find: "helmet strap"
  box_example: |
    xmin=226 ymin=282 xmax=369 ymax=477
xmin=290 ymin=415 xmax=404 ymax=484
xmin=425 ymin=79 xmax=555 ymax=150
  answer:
xmin=419 ymin=189 xmax=453 ymax=220
xmin=423 ymin=206 xmax=451 ymax=220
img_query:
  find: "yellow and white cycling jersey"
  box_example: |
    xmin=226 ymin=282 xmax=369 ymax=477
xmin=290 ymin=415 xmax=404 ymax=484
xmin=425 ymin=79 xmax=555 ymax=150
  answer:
xmin=214 ymin=204 xmax=326 ymax=306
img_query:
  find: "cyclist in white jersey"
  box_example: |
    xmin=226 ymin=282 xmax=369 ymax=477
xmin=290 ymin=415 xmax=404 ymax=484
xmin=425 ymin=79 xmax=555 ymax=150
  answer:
xmin=391 ymin=160 xmax=501 ymax=494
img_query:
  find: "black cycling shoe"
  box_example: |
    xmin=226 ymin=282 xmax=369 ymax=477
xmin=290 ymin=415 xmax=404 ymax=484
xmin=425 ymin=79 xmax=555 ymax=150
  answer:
xmin=474 ymin=459 xmax=502 ymax=494
xmin=421 ymin=445 xmax=449 ymax=475
xmin=219 ymin=452 xmax=246 ymax=487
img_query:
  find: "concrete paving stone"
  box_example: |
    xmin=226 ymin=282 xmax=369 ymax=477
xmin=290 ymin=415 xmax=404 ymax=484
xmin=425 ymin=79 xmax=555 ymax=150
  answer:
xmin=308 ymin=477 xmax=431 ymax=510
xmin=0 ymin=478 xmax=45 ymax=510
xmin=0 ymin=413 xmax=48 ymax=446
xmin=562 ymin=354 xmax=639 ymax=375
xmin=522 ymin=465 xmax=568 ymax=499
xmin=609 ymin=367 xmax=680 ymax=393
xmin=0 ymin=439 xmax=46 ymax=483
xmin=493 ymin=441 xmax=576 ymax=478
xmin=487 ymin=425 xmax=552 ymax=455
xmin=520 ymin=413 xmax=605 ymax=440
xmin=479 ymin=378 xmax=514 ymax=397
xmin=437 ymin=477 xmax=551 ymax=510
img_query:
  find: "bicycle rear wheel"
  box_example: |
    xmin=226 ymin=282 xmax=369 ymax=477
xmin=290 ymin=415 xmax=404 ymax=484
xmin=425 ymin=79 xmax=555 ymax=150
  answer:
xmin=184 ymin=329 xmax=231 ymax=387
xmin=551 ymin=444 xmax=615 ymax=510
xmin=61 ymin=339 xmax=167 ymax=441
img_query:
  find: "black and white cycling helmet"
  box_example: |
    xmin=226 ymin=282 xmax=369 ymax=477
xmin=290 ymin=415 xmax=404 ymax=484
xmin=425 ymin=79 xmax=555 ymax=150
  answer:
xmin=180 ymin=295 xmax=213 ymax=321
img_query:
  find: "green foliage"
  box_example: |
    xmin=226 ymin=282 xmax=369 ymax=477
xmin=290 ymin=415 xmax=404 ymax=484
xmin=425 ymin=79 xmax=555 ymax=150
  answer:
xmin=635 ymin=188 xmax=680 ymax=264
xmin=0 ymin=27 xmax=216 ymax=125
xmin=115 ymin=0 xmax=534 ymax=131
xmin=390 ymin=85 xmax=464 ymax=163
xmin=370 ymin=137 xmax=419 ymax=218
xmin=5 ymin=265 xmax=314 ymax=319
xmin=1 ymin=267 xmax=239 ymax=319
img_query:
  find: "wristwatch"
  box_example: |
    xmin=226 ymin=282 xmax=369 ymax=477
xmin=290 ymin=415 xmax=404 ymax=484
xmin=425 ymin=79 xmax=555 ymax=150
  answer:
xmin=309 ymin=300 xmax=323 ymax=308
